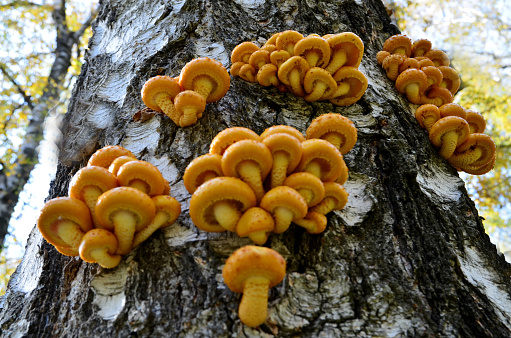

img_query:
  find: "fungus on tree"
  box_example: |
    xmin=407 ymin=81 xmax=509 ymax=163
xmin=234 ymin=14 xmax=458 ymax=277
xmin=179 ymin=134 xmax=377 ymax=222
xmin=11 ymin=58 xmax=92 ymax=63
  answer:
xmin=79 ymin=229 xmax=122 ymax=269
xmin=235 ymin=207 xmax=275 ymax=245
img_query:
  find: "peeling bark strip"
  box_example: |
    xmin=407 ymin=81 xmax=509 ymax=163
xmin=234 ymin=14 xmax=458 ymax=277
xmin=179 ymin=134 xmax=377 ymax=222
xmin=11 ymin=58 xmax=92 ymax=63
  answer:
xmin=1 ymin=0 xmax=510 ymax=337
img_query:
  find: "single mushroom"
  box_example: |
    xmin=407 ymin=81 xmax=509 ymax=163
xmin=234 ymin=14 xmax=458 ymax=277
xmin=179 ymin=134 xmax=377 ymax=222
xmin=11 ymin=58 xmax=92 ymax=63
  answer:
xmin=424 ymin=49 xmax=450 ymax=67
xmin=447 ymin=133 xmax=496 ymax=169
xmin=293 ymin=35 xmax=331 ymax=68
xmin=415 ymin=104 xmax=441 ymax=132
xmin=222 ymin=245 xmax=286 ymax=328
xmin=238 ymin=63 xmax=258 ymax=83
xmin=221 ymin=139 xmax=273 ymax=202
xmin=108 ymin=155 xmax=137 ymax=176
xmin=460 ymin=154 xmax=495 ymax=175
xmin=310 ymin=182 xmax=349 ymax=215
xmin=249 ymin=49 xmax=271 ymax=70
xmin=116 ymin=160 xmax=166 ymax=196
xmin=439 ymin=103 xmax=467 ymax=120
xmin=398 ymin=58 xmax=420 ymax=74
xmin=382 ymin=54 xmax=407 ymax=81
xmin=295 ymin=139 xmax=346 ymax=182
xmin=276 ymin=30 xmax=304 ymax=55
xmin=87 ymin=145 xmax=135 ymax=168
xmin=466 ymin=110 xmax=486 ymax=133
xmin=305 ymin=113 xmax=358 ymax=154
xmin=141 ymin=75 xmax=182 ymax=122
xmin=260 ymin=44 xmax=277 ymax=54
xmin=293 ymin=211 xmax=328 ymax=234
xmin=179 ymin=57 xmax=230 ymax=103
xmin=417 ymin=57 xmax=436 ymax=68
xmin=395 ymin=69 xmax=428 ymax=104
xmin=231 ymin=41 xmax=259 ymax=64
xmin=383 ymin=34 xmax=412 ymax=57
xmin=210 ymin=127 xmax=261 ymax=155
xmin=421 ymin=66 xmax=443 ymax=89
xmin=303 ymin=67 xmax=337 ymax=102
xmin=420 ymin=85 xmax=453 ymax=107
xmin=260 ymin=186 xmax=308 ymax=234
xmin=236 ymin=207 xmax=275 ymax=245
xmin=438 ymin=66 xmax=460 ymax=95
xmin=283 ymin=172 xmax=325 ymax=207
xmin=173 ymin=90 xmax=207 ymax=127
xmin=429 ymin=116 xmax=470 ymax=159
xmin=411 ymin=38 xmax=432 ymax=57
xmin=265 ymin=32 xmax=280 ymax=46
xmin=230 ymin=61 xmax=245 ymax=77
xmin=376 ymin=51 xmax=391 ymax=65
xmin=324 ymin=32 xmax=364 ymax=74
xmin=262 ymin=132 xmax=303 ymax=188
xmin=329 ymin=67 xmax=368 ymax=106
xmin=189 ymin=177 xmax=257 ymax=232
xmin=260 ymin=125 xmax=305 ymax=142
xmin=270 ymin=50 xmax=291 ymax=68
xmin=183 ymin=153 xmax=223 ymax=194
xmin=257 ymin=64 xmax=280 ymax=87
xmin=95 ymin=187 xmax=156 ymax=255
xmin=132 ymin=195 xmax=181 ymax=248
xmin=79 ymin=229 xmax=122 ymax=269
xmin=277 ymin=56 xmax=310 ymax=97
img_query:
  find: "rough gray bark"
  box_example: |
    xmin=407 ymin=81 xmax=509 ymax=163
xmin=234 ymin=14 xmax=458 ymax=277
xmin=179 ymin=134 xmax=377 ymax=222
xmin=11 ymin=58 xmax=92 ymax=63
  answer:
xmin=1 ymin=0 xmax=510 ymax=337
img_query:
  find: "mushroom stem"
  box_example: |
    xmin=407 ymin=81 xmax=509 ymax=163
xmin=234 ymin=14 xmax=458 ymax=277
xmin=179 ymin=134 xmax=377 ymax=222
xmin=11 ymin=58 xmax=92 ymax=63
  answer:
xmin=56 ymin=220 xmax=85 ymax=249
xmin=294 ymin=212 xmax=327 ymax=234
xmin=270 ymin=151 xmax=290 ymax=188
xmin=179 ymin=107 xmax=199 ymax=127
xmin=113 ymin=210 xmax=138 ymax=255
xmin=404 ymin=83 xmax=422 ymax=104
xmin=127 ymin=179 xmax=151 ymax=194
xmin=305 ymin=52 xmax=321 ymax=68
xmin=325 ymin=49 xmax=347 ymax=74
xmin=438 ymin=130 xmax=461 ymax=159
xmin=289 ymin=69 xmax=305 ymax=97
xmin=192 ymin=77 xmax=214 ymax=100
xmin=322 ymin=132 xmax=345 ymax=150
xmin=313 ymin=197 xmax=338 ymax=215
xmin=132 ymin=212 xmax=170 ymax=249
xmin=330 ymin=82 xmax=350 ymax=99
xmin=249 ymin=231 xmax=271 ymax=245
xmin=305 ymin=81 xmax=328 ymax=102
xmin=448 ymin=147 xmax=483 ymax=168
xmin=296 ymin=188 xmax=314 ymax=205
xmin=88 ymin=247 xmax=122 ymax=269
xmin=273 ymin=206 xmax=295 ymax=234
xmin=423 ymin=116 xmax=437 ymax=132
xmin=304 ymin=160 xmax=322 ymax=179
xmin=213 ymin=201 xmax=241 ymax=232
xmin=156 ymin=93 xmax=179 ymax=122
xmin=238 ymin=276 xmax=270 ymax=328
xmin=238 ymin=161 xmax=266 ymax=202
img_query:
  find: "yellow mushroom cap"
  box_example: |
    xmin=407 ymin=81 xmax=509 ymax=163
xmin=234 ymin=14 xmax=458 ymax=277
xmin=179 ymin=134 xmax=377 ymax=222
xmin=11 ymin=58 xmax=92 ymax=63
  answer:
xmin=424 ymin=49 xmax=450 ymax=67
xmin=209 ymin=127 xmax=261 ymax=155
xmin=276 ymin=30 xmax=304 ymax=55
xmin=411 ymin=39 xmax=432 ymax=57
xmin=303 ymin=67 xmax=338 ymax=102
xmin=293 ymin=35 xmax=331 ymax=68
xmin=265 ymin=32 xmax=280 ymax=46
xmin=87 ymin=145 xmax=135 ymax=168
xmin=382 ymin=54 xmax=407 ymax=81
xmin=117 ymin=160 xmax=166 ymax=197
xmin=189 ymin=177 xmax=257 ymax=232
xmin=230 ymin=61 xmax=245 ymax=77
xmin=260 ymin=44 xmax=277 ymax=54
xmin=421 ymin=66 xmax=443 ymax=88
xmin=109 ymin=155 xmax=137 ymax=176
xmin=270 ymin=49 xmax=291 ymax=68
xmin=174 ymin=90 xmax=207 ymax=127
xmin=141 ymin=75 xmax=182 ymax=112
xmin=398 ymin=58 xmax=420 ymax=74
xmin=260 ymin=186 xmax=308 ymax=226
xmin=68 ymin=166 xmax=119 ymax=202
xmin=79 ymin=229 xmax=122 ymax=269
xmin=438 ymin=66 xmax=460 ymax=95
xmin=376 ymin=50 xmax=391 ymax=65
xmin=249 ymin=49 xmax=271 ymax=70
xmin=236 ymin=207 xmax=275 ymax=244
xmin=296 ymin=139 xmax=346 ymax=182
xmin=417 ymin=58 xmax=436 ymax=68
xmin=260 ymin=125 xmax=305 ymax=142
xmin=383 ymin=34 xmax=412 ymax=57
xmin=326 ymin=32 xmax=365 ymax=69
xmin=329 ymin=67 xmax=368 ymax=107
xmin=466 ymin=110 xmax=486 ymax=134
xmin=277 ymin=56 xmax=310 ymax=97
xmin=439 ymin=103 xmax=467 ymax=120
xmin=395 ymin=69 xmax=428 ymax=105
xmin=257 ymin=64 xmax=280 ymax=87
xmin=294 ymin=211 xmax=328 ymax=234
xmin=460 ymin=154 xmax=496 ymax=175
xmin=283 ymin=172 xmax=325 ymax=207
xmin=183 ymin=153 xmax=223 ymax=194
xmin=179 ymin=57 xmax=230 ymax=103
xmin=231 ymin=41 xmax=259 ymax=64
xmin=262 ymin=133 xmax=303 ymax=174
xmin=415 ymin=104 xmax=441 ymax=131
xmin=449 ymin=133 xmax=496 ymax=168
xmin=421 ymin=86 xmax=454 ymax=107
xmin=429 ymin=116 xmax=470 ymax=151
xmin=238 ymin=63 xmax=257 ymax=83
xmin=306 ymin=113 xmax=358 ymax=154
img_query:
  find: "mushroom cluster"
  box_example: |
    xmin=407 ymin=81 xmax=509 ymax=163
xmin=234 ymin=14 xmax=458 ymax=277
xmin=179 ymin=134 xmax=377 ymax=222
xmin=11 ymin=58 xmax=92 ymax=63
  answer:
xmin=37 ymin=145 xmax=181 ymax=268
xmin=141 ymin=57 xmax=230 ymax=127
xmin=184 ymin=113 xmax=356 ymax=244
xmin=377 ymin=34 xmax=458 ymax=106
xmin=415 ymin=103 xmax=496 ymax=174
xmin=230 ymin=30 xmax=368 ymax=106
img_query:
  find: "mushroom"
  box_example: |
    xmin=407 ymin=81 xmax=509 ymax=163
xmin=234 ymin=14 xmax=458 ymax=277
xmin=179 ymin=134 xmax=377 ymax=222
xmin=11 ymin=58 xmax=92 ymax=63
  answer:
xmin=68 ymin=166 xmax=118 ymax=227
xmin=132 ymin=195 xmax=181 ymax=248
xmin=265 ymin=32 xmax=280 ymax=46
xmin=411 ymin=38 xmax=432 ymax=57
xmin=189 ymin=177 xmax=257 ymax=232
xmin=231 ymin=41 xmax=259 ymax=64
xmin=305 ymin=113 xmax=358 ymax=154
xmin=417 ymin=57 xmax=436 ymax=68
xmin=141 ymin=75 xmax=182 ymax=122
xmin=95 ymin=187 xmax=156 ymax=255
xmin=293 ymin=35 xmax=331 ymax=68
xmin=276 ymin=30 xmax=304 ymax=55
xmin=270 ymin=50 xmax=291 ymax=68
xmin=183 ymin=153 xmax=223 ymax=194
xmin=277 ymin=56 xmax=310 ymax=97
xmin=376 ymin=51 xmax=391 ymax=65
xmin=210 ymin=127 xmax=261 ymax=155
xmin=221 ymin=139 xmax=273 ymax=202
xmin=236 ymin=207 xmax=275 ymax=245
xmin=382 ymin=54 xmax=407 ymax=81
xmin=260 ymin=186 xmax=308 ymax=234
xmin=303 ymin=67 xmax=337 ymax=102
xmin=437 ymin=66 xmax=460 ymax=95
xmin=421 ymin=66 xmax=443 ymax=89
xmin=179 ymin=57 xmax=230 ymax=103
xmin=79 ymin=229 xmax=122 ymax=269
xmin=310 ymin=182 xmax=349 ymax=215
xmin=116 ymin=160 xmax=166 ymax=196
xmin=239 ymin=63 xmax=258 ymax=83
xmin=415 ymin=104 xmax=441 ymax=132
xmin=222 ymin=245 xmax=286 ymax=328
xmin=398 ymin=58 xmax=420 ymax=74
xmin=260 ymin=125 xmax=305 ymax=142
xmin=37 ymin=197 xmax=93 ymax=254
xmin=262 ymin=132 xmax=303 ymax=188
xmin=395 ymin=69 xmax=428 ymax=104
xmin=424 ymin=49 xmax=450 ymax=67
xmin=257 ymin=64 xmax=280 ymax=87
xmin=87 ymin=145 xmax=135 ymax=168
xmin=260 ymin=44 xmax=277 ymax=54
xmin=108 ymin=155 xmax=137 ymax=176
xmin=466 ymin=110 xmax=486 ymax=134
xmin=295 ymin=139 xmax=345 ymax=182
xmin=293 ymin=211 xmax=328 ymax=234
xmin=447 ymin=133 xmax=496 ymax=169
xmin=420 ymin=86 xmax=453 ymax=107
xmin=383 ymin=34 xmax=412 ymax=57
xmin=325 ymin=32 xmax=364 ymax=74
xmin=230 ymin=61 xmax=245 ymax=77
xmin=429 ymin=116 xmax=470 ymax=159
xmin=439 ymin=103 xmax=467 ymax=120
xmin=460 ymin=154 xmax=495 ymax=175
xmin=283 ymin=172 xmax=325 ymax=207
xmin=329 ymin=67 xmax=368 ymax=106
xmin=249 ymin=49 xmax=271 ymax=70
xmin=173 ymin=90 xmax=207 ymax=127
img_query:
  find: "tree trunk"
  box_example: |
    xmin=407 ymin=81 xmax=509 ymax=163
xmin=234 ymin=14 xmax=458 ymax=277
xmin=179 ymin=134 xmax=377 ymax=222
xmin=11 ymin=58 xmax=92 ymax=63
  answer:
xmin=1 ymin=0 xmax=510 ymax=336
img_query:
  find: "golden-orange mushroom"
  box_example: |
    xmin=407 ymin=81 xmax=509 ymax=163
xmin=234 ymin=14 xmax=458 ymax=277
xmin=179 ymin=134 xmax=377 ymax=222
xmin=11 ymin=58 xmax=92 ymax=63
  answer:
xmin=415 ymin=104 xmax=441 ymax=132
xmin=429 ymin=116 xmax=470 ymax=159
xmin=310 ymin=182 xmax=349 ymax=215
xmin=383 ymin=34 xmax=412 ymax=57
xmin=329 ymin=67 xmax=368 ymax=106
xmin=260 ymin=186 xmax=308 ymax=234
xmin=294 ymin=35 xmax=331 ymax=68
xmin=141 ymin=76 xmax=182 ymax=122
xmin=210 ymin=127 xmax=261 ymax=155
xmin=179 ymin=57 xmax=230 ymax=103
xmin=87 ymin=145 xmax=135 ymax=168
xmin=183 ymin=153 xmax=223 ymax=194
xmin=296 ymin=139 xmax=346 ymax=182
xmin=277 ymin=56 xmax=310 ymax=97
xmin=262 ymin=132 xmax=303 ymax=188
xmin=173 ymin=90 xmax=207 ymax=127
xmin=306 ymin=113 xmax=358 ymax=154
xmin=79 ymin=229 xmax=122 ymax=269
xmin=236 ymin=207 xmax=275 ymax=245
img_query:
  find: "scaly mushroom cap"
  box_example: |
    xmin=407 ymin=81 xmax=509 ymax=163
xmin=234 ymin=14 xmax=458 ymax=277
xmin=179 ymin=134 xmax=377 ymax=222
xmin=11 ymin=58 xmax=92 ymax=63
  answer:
xmin=238 ymin=63 xmax=258 ymax=83
xmin=283 ymin=172 xmax=325 ymax=207
xmin=270 ymin=49 xmax=291 ymax=68
xmin=276 ymin=30 xmax=304 ymax=55
xmin=448 ymin=133 xmax=496 ymax=168
xmin=38 ymin=197 xmax=93 ymax=251
xmin=466 ymin=110 xmax=486 ymax=134
xmin=260 ymin=125 xmax=305 ymax=142
xmin=79 ymin=229 xmax=122 ymax=269
xmin=395 ymin=69 xmax=428 ymax=104
xmin=141 ymin=76 xmax=182 ymax=119
xmin=249 ymin=49 xmax=270 ymax=70
xmin=95 ymin=186 xmax=156 ymax=255
xmin=109 ymin=155 xmax=137 ymax=176
xmin=189 ymin=177 xmax=257 ymax=232
xmin=325 ymin=32 xmax=364 ymax=74
xmin=382 ymin=54 xmax=407 ymax=81
xmin=236 ymin=207 xmax=275 ymax=245
xmin=209 ymin=127 xmax=261 ymax=155
xmin=383 ymin=34 xmax=412 ymax=57
xmin=173 ymin=90 xmax=207 ymax=127
xmin=222 ymin=245 xmax=286 ymax=327
xmin=293 ymin=211 xmax=328 ymax=234
xmin=230 ymin=61 xmax=245 ymax=77
xmin=179 ymin=57 xmax=230 ymax=103
xmin=87 ymin=145 xmax=135 ymax=168
xmin=132 ymin=195 xmax=181 ymax=248
xmin=438 ymin=66 xmax=460 ymax=95
xmin=310 ymin=182 xmax=349 ymax=215
xmin=421 ymin=66 xmax=443 ymax=88
xmin=260 ymin=44 xmax=277 ymax=54
xmin=424 ymin=49 xmax=450 ymax=67
xmin=221 ymin=139 xmax=273 ymax=202
xmin=398 ymin=58 xmax=420 ymax=74
xmin=296 ymin=139 xmax=345 ymax=182
xmin=183 ymin=153 xmax=223 ymax=194
xmin=421 ymin=85 xmax=453 ymax=107
xmin=417 ymin=57 xmax=435 ymax=68
xmin=306 ymin=113 xmax=358 ymax=154
xmin=294 ymin=35 xmax=331 ymax=68
xmin=265 ymin=32 xmax=280 ymax=46
xmin=460 ymin=154 xmax=495 ymax=175
xmin=376 ymin=51 xmax=391 ymax=65
xmin=303 ymin=67 xmax=337 ymax=102
xmin=329 ymin=67 xmax=368 ymax=106
xmin=68 ymin=166 xmax=118 ymax=227
xmin=231 ymin=41 xmax=260 ymax=63
xmin=260 ymin=186 xmax=308 ymax=234
xmin=257 ymin=64 xmax=280 ymax=87
xmin=262 ymin=133 xmax=303 ymax=188
xmin=439 ymin=103 xmax=467 ymax=120
xmin=429 ymin=116 xmax=470 ymax=159
xmin=277 ymin=56 xmax=310 ymax=97
xmin=411 ymin=39 xmax=432 ymax=57
xmin=117 ymin=160 xmax=166 ymax=196
xmin=415 ymin=104 xmax=441 ymax=132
